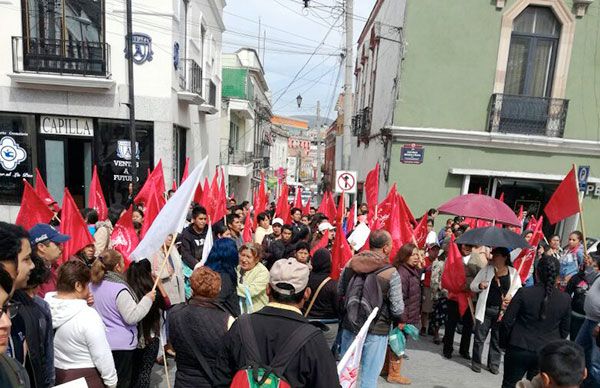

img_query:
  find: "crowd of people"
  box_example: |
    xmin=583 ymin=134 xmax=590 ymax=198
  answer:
xmin=0 ymin=193 xmax=597 ymax=388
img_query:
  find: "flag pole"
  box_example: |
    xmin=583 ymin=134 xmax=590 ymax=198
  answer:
xmin=152 ymin=232 xmax=179 ymax=292
xmin=573 ymin=164 xmax=589 ymax=256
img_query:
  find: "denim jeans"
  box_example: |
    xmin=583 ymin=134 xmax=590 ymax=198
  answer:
xmin=575 ymin=319 xmax=600 ymax=388
xmin=341 ymin=329 xmax=388 ymax=388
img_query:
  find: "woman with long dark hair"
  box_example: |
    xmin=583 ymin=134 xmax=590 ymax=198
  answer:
xmin=469 ymin=247 xmax=521 ymax=374
xmin=501 ymin=255 xmax=571 ymax=388
xmin=205 ymin=238 xmax=240 ymax=317
xmin=90 ymin=250 xmax=155 ymax=388
xmin=126 ymin=259 xmax=170 ymax=388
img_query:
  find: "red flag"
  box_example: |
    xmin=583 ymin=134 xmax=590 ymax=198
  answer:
xmin=88 ymin=166 xmax=108 ymax=221
xmin=513 ymin=216 xmax=544 ymax=283
xmin=441 ymin=236 xmax=470 ymax=316
xmin=310 ymin=229 xmax=329 ymax=256
xmin=276 ymin=183 xmax=290 ymax=220
xmin=347 ymin=201 xmax=356 ymax=231
xmin=110 ymin=206 xmax=139 ymax=267
xmin=317 ymin=191 xmax=337 ymax=222
xmin=198 ymin=178 xmax=210 ymax=208
xmin=412 ymin=212 xmax=429 ymax=249
xmin=498 ymin=192 xmax=505 ymax=203
xmin=526 ymin=215 xmax=538 ymax=231
xmin=303 ymin=195 xmax=311 ymax=215
xmin=135 ymin=160 xmax=166 ymax=205
xmin=16 ymin=180 xmax=54 ymax=230
xmin=386 ymin=194 xmax=413 ymax=260
xmin=180 ymin=157 xmax=190 ymax=184
xmin=374 ymin=184 xmax=397 ymax=229
xmin=364 ymin=163 xmax=379 ymax=221
xmin=34 ymin=168 xmax=58 ymax=210
xmin=330 ymin=225 xmax=353 ymax=280
xmin=242 ymin=214 xmax=253 ymax=243
xmin=544 ymin=167 xmax=580 ymax=225
xmin=213 ymin=171 xmax=228 ymax=223
xmin=397 ymin=194 xmax=416 ymax=227
xmin=294 ymin=187 xmax=303 ymax=209
xmin=171 ymin=179 xmax=177 ymax=192
xmin=60 ymin=188 xmax=94 ymax=263
xmin=141 ymin=185 xmax=161 ymax=239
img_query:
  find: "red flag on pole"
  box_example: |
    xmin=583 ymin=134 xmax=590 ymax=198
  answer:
xmin=303 ymin=195 xmax=311 ymax=215
xmin=197 ymin=178 xmax=209 ymax=208
xmin=526 ymin=215 xmax=538 ymax=231
xmin=294 ymin=186 xmax=303 ymax=209
xmin=180 ymin=157 xmax=190 ymax=184
xmin=513 ymin=216 xmax=544 ymax=283
xmin=336 ymin=192 xmax=345 ymax=227
xmin=110 ymin=206 xmax=139 ymax=267
xmin=141 ymin=185 xmax=161 ymax=239
xmin=34 ymin=168 xmax=58 ymax=211
xmin=515 ymin=205 xmax=524 ymax=234
xmin=498 ymin=192 xmax=505 ymax=203
xmin=330 ymin=225 xmax=353 ymax=280
xmin=310 ymin=229 xmax=329 ymax=256
xmin=171 ymin=179 xmax=177 ymax=192
xmin=60 ymin=188 xmax=94 ymax=264
xmin=16 ymin=180 xmax=55 ymax=230
xmin=412 ymin=212 xmax=429 ymax=249
xmin=544 ymin=167 xmax=580 ymax=225
xmin=135 ymin=160 xmax=165 ymax=205
xmin=441 ymin=236 xmax=470 ymax=316
xmin=88 ymin=166 xmax=108 ymax=221
xmin=213 ymin=171 xmax=228 ymax=223
xmin=242 ymin=213 xmax=253 ymax=243
xmin=364 ymin=163 xmax=379 ymax=221
xmin=346 ymin=201 xmax=357 ymax=232
xmin=276 ymin=183 xmax=290 ymax=220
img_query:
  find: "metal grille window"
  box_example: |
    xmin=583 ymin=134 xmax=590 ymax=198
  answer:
xmin=18 ymin=0 xmax=108 ymax=76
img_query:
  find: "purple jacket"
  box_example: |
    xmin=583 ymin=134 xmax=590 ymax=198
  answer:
xmin=398 ymin=264 xmax=422 ymax=325
xmin=91 ymin=280 xmax=138 ymax=350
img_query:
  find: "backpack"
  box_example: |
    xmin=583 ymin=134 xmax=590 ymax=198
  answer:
xmin=230 ymin=315 xmax=321 ymax=388
xmin=344 ymin=265 xmax=393 ymax=332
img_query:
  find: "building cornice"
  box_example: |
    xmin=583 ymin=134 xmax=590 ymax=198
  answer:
xmin=386 ymin=126 xmax=600 ymax=156
xmin=8 ymin=73 xmax=115 ymax=92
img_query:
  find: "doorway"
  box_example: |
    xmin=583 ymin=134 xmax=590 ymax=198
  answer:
xmin=41 ymin=137 xmax=92 ymax=208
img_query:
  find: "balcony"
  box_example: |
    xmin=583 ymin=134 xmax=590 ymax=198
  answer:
xmin=199 ymin=79 xmax=218 ymax=114
xmin=10 ymin=36 xmax=114 ymax=91
xmin=12 ymin=36 xmax=110 ymax=77
xmin=219 ymin=140 xmax=254 ymax=177
xmin=352 ymin=107 xmax=372 ymax=141
xmin=488 ymin=93 xmax=569 ymax=137
xmin=177 ymin=59 xmax=205 ymax=105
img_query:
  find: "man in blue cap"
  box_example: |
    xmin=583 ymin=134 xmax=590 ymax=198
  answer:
xmin=28 ymin=224 xmax=70 ymax=297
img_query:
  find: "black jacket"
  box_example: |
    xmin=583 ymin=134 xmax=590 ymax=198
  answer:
xmin=305 ymin=249 xmax=339 ymax=320
xmin=178 ymin=225 xmax=208 ymax=268
xmin=168 ymin=300 xmax=230 ymax=388
xmin=502 ymin=285 xmax=571 ymax=352
xmin=213 ymin=306 xmax=340 ymax=388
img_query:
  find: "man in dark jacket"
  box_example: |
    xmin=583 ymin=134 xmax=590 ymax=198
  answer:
xmin=290 ymin=207 xmax=309 ymax=240
xmin=214 ymin=258 xmax=340 ymax=388
xmin=178 ymin=206 xmax=208 ymax=269
xmin=338 ymin=230 xmax=404 ymax=388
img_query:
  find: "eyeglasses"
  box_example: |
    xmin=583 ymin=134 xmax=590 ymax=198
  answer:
xmin=0 ymin=301 xmax=20 ymax=319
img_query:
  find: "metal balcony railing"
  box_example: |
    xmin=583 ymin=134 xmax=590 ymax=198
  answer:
xmin=219 ymin=141 xmax=254 ymax=166
xmin=488 ymin=93 xmax=569 ymax=137
xmin=352 ymin=107 xmax=372 ymax=138
xmin=12 ymin=36 xmax=110 ymax=77
xmin=178 ymin=58 xmax=203 ymax=96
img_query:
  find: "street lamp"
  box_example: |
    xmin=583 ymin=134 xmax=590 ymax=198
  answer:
xmin=296 ymin=94 xmax=303 ymax=108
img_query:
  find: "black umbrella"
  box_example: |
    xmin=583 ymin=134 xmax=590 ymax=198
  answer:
xmin=455 ymin=226 xmax=529 ymax=249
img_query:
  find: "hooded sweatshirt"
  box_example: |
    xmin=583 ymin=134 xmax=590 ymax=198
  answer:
xmin=44 ymin=292 xmax=118 ymax=387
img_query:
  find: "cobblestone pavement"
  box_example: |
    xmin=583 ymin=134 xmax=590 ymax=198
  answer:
xmin=149 ymin=332 xmax=504 ymax=388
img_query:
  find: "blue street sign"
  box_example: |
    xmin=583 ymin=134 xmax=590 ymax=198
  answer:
xmin=578 ymin=165 xmax=590 ymax=192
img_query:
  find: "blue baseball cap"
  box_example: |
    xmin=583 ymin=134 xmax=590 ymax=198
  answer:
xmin=29 ymin=224 xmax=71 ymax=245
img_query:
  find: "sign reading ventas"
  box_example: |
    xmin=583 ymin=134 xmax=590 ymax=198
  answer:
xmin=336 ymin=170 xmax=357 ymax=194
xmin=40 ymin=116 xmax=94 ymax=137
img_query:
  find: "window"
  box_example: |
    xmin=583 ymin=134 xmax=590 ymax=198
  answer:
xmin=20 ymin=0 xmax=107 ymax=75
xmin=173 ymin=126 xmax=187 ymax=184
xmin=504 ymin=7 xmax=560 ymax=97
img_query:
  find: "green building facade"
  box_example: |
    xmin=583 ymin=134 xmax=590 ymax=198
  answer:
xmin=350 ymin=0 xmax=600 ymax=237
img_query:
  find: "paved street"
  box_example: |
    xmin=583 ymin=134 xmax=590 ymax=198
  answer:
xmin=149 ymin=331 xmax=504 ymax=387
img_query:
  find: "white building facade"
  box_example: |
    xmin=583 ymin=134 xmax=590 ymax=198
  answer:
xmin=0 ymin=0 xmax=225 ymax=218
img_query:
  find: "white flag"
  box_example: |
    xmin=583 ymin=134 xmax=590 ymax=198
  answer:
xmin=130 ymin=157 xmax=207 ymax=261
xmin=196 ymin=222 xmax=213 ymax=268
xmin=337 ymin=307 xmax=379 ymax=388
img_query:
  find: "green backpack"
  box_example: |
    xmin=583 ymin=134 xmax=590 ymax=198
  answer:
xmin=230 ymin=315 xmax=321 ymax=388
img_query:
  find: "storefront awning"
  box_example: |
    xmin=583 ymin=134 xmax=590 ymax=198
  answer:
xmin=449 ymin=167 xmax=600 ymax=184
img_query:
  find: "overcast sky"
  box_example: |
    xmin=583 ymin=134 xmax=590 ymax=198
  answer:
xmin=222 ymin=0 xmax=376 ymax=120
